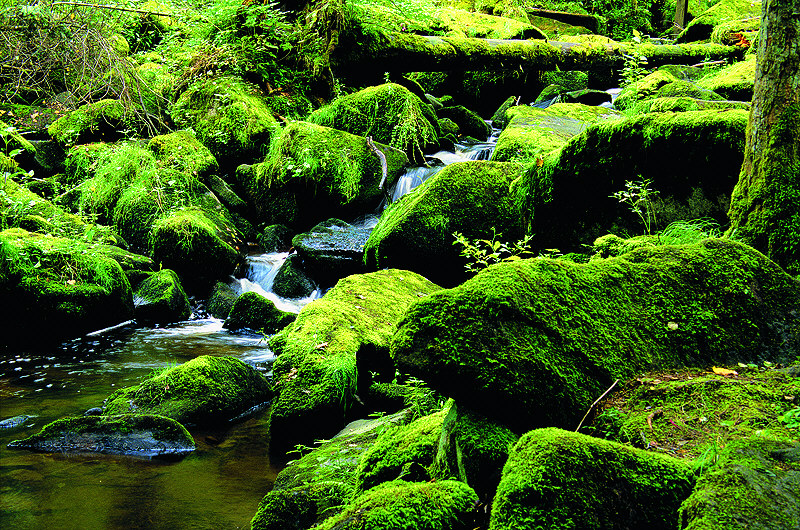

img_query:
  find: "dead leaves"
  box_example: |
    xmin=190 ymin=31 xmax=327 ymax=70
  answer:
xmin=712 ymin=366 xmax=739 ymax=377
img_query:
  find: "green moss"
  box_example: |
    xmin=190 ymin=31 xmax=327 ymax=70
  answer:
xmin=0 ymin=228 xmax=134 ymax=346
xmin=634 ymin=96 xmax=750 ymax=113
xmin=313 ymin=479 xmax=479 ymax=530
xmin=236 ymin=121 xmax=408 ymax=228
xmin=491 ymin=103 xmax=621 ymax=163
xmin=677 ymin=0 xmax=761 ymax=43
xmin=7 ymin=414 xmax=195 ymax=456
xmin=591 ymin=233 xmax=658 ymax=258
xmin=437 ymin=105 xmax=490 ymax=139
xmin=429 ymin=7 xmax=545 ymax=39
xmin=391 ymin=239 xmax=800 ymax=434
xmin=206 ymin=281 xmax=237 ymax=319
xmin=133 ymin=268 xmax=190 ymax=323
xmin=696 ymin=56 xmax=756 ymax=101
xmin=267 ymin=269 xmax=440 ymax=453
xmin=147 ymin=130 xmax=218 ymax=182
xmin=615 ymin=69 xmax=684 ymax=111
xmin=356 ymin=407 xmax=447 ymax=491
xmin=308 ymin=83 xmax=439 ymax=162
xmin=586 ymin=367 xmax=800 ymax=458
xmin=490 ymin=428 xmax=695 ymax=530
xmin=515 ymin=109 xmax=748 ymax=251
xmin=47 ymin=99 xmax=127 ymax=147
xmin=431 ymin=401 xmax=519 ymax=500
xmin=103 ymin=355 xmax=273 ymax=426
xmin=364 ymin=161 xmax=524 ymax=287
xmin=223 ymin=291 xmax=296 ymax=333
xmin=678 ymin=437 xmax=800 ymax=529
xmin=272 ymin=253 xmax=315 ymax=299
xmin=170 ymin=76 xmax=279 ymax=167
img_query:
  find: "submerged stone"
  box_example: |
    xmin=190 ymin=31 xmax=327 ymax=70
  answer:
xmin=0 ymin=415 xmax=37 ymax=430
xmin=364 ymin=161 xmax=524 ymax=287
xmin=7 ymin=414 xmax=195 ymax=458
xmin=490 ymin=428 xmax=695 ymax=530
xmin=102 ymin=355 xmax=273 ymax=426
xmin=391 ymin=239 xmax=800 ymax=434
xmin=267 ymin=269 xmax=440 ymax=454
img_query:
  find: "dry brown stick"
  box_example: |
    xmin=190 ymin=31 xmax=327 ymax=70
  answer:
xmin=575 ymin=378 xmax=620 ymax=432
xmin=51 ymin=2 xmax=172 ymax=16
xmin=365 ymin=136 xmax=388 ymax=190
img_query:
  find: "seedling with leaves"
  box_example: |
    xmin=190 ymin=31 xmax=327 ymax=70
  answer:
xmin=453 ymin=228 xmax=534 ymax=273
xmin=610 ymin=178 xmax=659 ymax=236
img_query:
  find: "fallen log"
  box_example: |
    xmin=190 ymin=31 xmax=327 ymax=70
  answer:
xmin=334 ymin=32 xmax=745 ymax=74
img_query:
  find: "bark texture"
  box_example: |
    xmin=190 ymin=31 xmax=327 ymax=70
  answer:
xmin=727 ymin=0 xmax=800 ymax=274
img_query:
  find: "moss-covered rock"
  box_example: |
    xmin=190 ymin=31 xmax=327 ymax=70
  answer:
xmin=696 ymin=56 xmax=756 ymax=102
xmin=206 ymin=280 xmax=237 ymax=319
xmin=0 ymin=228 xmax=134 ymax=347
xmin=223 ymin=291 xmax=296 ymax=333
xmin=314 ymin=479 xmax=478 ymax=530
xmin=677 ymin=0 xmax=761 ymax=43
xmin=251 ymin=410 xmax=413 ymax=530
xmin=7 ymin=414 xmax=195 ymax=458
xmin=490 ymin=428 xmax=695 ymax=529
xmin=47 ymin=99 xmax=127 ymax=147
xmin=491 ymin=103 xmax=621 ymax=163
xmin=272 ymin=253 xmax=315 ymax=299
xmin=291 ymin=218 xmax=371 ymax=288
xmin=267 ymin=269 xmax=441 ymax=453
xmin=514 ymin=109 xmax=748 ymax=251
xmin=431 ymin=401 xmax=519 ymax=500
xmin=257 ymin=224 xmax=293 ymax=252
xmin=678 ymin=437 xmax=800 ymax=529
xmin=437 ymin=105 xmax=490 ymax=140
xmin=391 ymin=239 xmax=800 ymax=434
xmin=541 ymin=70 xmax=588 ymax=92
xmin=356 ymin=407 xmax=447 ymax=492
xmin=235 ymin=121 xmax=408 ymax=228
xmin=615 ymin=68 xmax=718 ymax=111
xmin=634 ymin=97 xmax=750 ymax=114
xmin=308 ymin=83 xmax=439 ymax=161
xmin=132 ymin=268 xmax=190 ymax=323
xmin=102 ymin=355 xmax=273 ymax=426
xmin=147 ymin=129 xmax=218 ymax=182
xmin=364 ymin=161 xmax=524 ymax=287
xmin=171 ymin=76 xmax=279 ymax=167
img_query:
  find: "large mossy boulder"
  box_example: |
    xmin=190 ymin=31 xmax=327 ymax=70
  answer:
xmin=308 ymin=83 xmax=439 ymax=162
xmin=223 ymin=291 xmax=296 ymax=333
xmin=490 ymin=428 xmax=695 ymax=530
xmin=47 ymin=99 xmax=126 ymax=147
xmin=147 ymin=129 xmax=218 ymax=181
xmin=436 ymin=105 xmax=490 ymax=140
xmin=634 ymin=97 xmax=750 ymax=114
xmin=364 ymin=161 xmax=524 ymax=287
xmin=0 ymin=228 xmax=134 ymax=347
xmin=235 ymin=121 xmax=408 ymax=229
xmin=355 ymin=407 xmax=447 ymax=492
xmin=678 ymin=437 xmax=800 ymax=529
xmin=695 ymin=55 xmax=756 ymax=102
xmin=676 ymin=0 xmax=761 ymax=43
xmin=614 ymin=67 xmax=722 ymax=112
xmin=515 ymin=109 xmax=748 ymax=251
xmin=491 ymin=103 xmax=621 ymax=163
xmin=7 ymin=414 xmax=195 ymax=458
xmin=251 ymin=410 xmax=413 ymax=530
xmin=267 ymin=269 xmax=441 ymax=454
xmin=132 ymin=268 xmax=191 ymax=323
xmin=431 ymin=400 xmax=519 ymax=501
xmin=170 ymin=76 xmax=279 ymax=167
xmin=313 ymin=479 xmax=479 ymax=530
xmin=102 ymin=355 xmax=273 ymax=426
xmin=391 ymin=239 xmax=800 ymax=434
xmin=272 ymin=253 xmax=315 ymax=299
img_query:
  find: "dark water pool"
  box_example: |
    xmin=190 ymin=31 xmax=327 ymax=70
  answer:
xmin=0 ymin=319 xmax=282 ymax=529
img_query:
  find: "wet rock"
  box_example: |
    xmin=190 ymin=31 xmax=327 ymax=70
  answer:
xmin=102 ymin=355 xmax=273 ymax=426
xmin=491 ymin=428 xmax=694 ymax=529
xmin=292 ymin=219 xmax=371 ymax=288
xmin=133 ymin=269 xmax=191 ymax=324
xmin=207 ymin=281 xmax=238 ymax=319
xmin=7 ymin=414 xmax=195 ymax=458
xmin=223 ymin=291 xmax=296 ymax=333
xmin=257 ymin=224 xmax=293 ymax=252
xmin=0 ymin=415 xmax=37 ymax=430
xmin=560 ymin=88 xmax=613 ymax=106
xmin=437 ymin=105 xmax=490 ymax=140
xmin=272 ymin=253 xmax=315 ymax=299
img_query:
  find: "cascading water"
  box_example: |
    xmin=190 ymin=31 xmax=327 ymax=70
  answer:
xmin=233 ymin=252 xmax=320 ymax=314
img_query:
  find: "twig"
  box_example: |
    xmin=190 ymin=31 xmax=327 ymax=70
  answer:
xmin=51 ymin=2 xmax=172 ymax=16
xmin=575 ymin=379 xmax=619 ymax=432
xmin=365 ymin=136 xmax=388 ymax=190
xmin=690 ymin=60 xmax=726 ymax=68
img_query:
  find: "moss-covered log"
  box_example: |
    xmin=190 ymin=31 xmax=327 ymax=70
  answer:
xmin=334 ymin=32 xmax=745 ymax=73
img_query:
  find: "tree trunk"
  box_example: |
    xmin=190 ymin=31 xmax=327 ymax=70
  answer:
xmin=726 ymin=0 xmax=800 ymax=274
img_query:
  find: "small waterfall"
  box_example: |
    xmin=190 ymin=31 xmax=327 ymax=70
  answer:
xmin=233 ymin=252 xmax=320 ymax=314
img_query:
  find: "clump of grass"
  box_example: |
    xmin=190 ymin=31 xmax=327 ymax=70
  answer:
xmin=658 ymin=218 xmax=722 ymax=246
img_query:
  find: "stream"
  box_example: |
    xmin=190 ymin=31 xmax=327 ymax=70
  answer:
xmin=0 ymin=123 xmax=502 ymax=529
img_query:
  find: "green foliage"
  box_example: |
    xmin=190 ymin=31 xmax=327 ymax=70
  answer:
xmin=619 ymin=30 xmax=650 ymax=87
xmin=610 ymin=178 xmax=660 ymax=235
xmin=779 ymin=407 xmax=800 ymax=430
xmin=658 ymin=218 xmax=722 ymax=246
xmin=452 ymin=228 xmax=533 ymax=273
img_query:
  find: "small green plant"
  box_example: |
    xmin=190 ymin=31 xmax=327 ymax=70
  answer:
xmin=658 ymin=218 xmax=722 ymax=245
xmin=610 ymin=178 xmax=660 ymax=236
xmin=619 ymin=30 xmax=649 ymax=87
xmin=452 ymin=228 xmax=534 ymax=273
xmin=692 ymin=438 xmax=723 ymax=475
xmin=779 ymin=407 xmax=800 ymax=429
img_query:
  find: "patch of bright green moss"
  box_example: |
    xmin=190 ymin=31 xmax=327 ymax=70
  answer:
xmin=103 ymin=355 xmax=273 ymax=426
xmin=133 ymin=268 xmax=190 ymax=323
xmin=47 ymin=99 xmax=127 ymax=147
xmin=391 ymin=239 xmax=800 ymax=434
xmin=147 ymin=130 xmax=218 ymax=181
xmin=677 ymin=0 xmax=761 ymax=43
xmin=223 ymin=291 xmax=296 ymax=333
xmin=267 ymin=269 xmax=440 ymax=453
xmin=696 ymin=55 xmax=756 ymax=101
xmin=490 ymin=428 xmax=695 ymax=529
xmin=634 ymin=96 xmax=750 ymax=113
